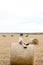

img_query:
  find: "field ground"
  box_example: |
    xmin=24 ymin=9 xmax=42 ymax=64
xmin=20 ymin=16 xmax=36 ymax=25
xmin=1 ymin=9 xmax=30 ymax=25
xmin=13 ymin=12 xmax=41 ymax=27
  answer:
xmin=0 ymin=33 xmax=43 ymax=65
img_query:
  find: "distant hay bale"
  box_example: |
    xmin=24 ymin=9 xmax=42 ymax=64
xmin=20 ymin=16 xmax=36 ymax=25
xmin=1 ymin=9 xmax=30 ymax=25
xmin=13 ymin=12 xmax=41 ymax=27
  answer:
xmin=25 ymin=34 xmax=29 ymax=37
xmin=32 ymin=39 xmax=39 ymax=44
xmin=28 ymin=38 xmax=39 ymax=44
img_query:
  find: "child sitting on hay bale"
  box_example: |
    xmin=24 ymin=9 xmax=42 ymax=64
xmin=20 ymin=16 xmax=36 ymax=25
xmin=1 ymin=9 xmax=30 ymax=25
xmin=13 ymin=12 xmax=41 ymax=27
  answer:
xmin=18 ymin=33 xmax=27 ymax=48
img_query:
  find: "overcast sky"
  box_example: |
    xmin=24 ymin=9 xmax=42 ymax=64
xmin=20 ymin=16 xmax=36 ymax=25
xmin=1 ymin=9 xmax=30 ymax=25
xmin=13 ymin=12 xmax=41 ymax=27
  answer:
xmin=0 ymin=0 xmax=43 ymax=32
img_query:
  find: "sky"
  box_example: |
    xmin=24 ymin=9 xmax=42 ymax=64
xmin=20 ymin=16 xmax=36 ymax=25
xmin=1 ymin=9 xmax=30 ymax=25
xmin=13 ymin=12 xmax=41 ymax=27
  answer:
xmin=0 ymin=0 xmax=43 ymax=32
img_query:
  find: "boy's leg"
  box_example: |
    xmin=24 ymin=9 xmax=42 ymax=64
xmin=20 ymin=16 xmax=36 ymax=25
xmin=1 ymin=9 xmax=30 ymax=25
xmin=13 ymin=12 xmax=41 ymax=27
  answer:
xmin=22 ymin=43 xmax=27 ymax=48
xmin=19 ymin=41 xmax=27 ymax=49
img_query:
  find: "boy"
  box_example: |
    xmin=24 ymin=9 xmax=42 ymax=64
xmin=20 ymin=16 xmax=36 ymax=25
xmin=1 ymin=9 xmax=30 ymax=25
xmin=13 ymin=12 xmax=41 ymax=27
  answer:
xmin=19 ymin=33 xmax=23 ymax=45
xmin=18 ymin=33 xmax=27 ymax=48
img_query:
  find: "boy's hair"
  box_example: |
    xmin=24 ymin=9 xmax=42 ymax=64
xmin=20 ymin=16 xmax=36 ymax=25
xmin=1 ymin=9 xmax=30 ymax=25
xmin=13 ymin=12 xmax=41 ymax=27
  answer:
xmin=20 ymin=33 xmax=23 ymax=36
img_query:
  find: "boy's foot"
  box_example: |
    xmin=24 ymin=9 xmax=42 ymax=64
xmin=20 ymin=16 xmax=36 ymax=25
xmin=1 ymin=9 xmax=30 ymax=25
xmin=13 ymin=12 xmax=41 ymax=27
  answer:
xmin=26 ymin=43 xmax=29 ymax=45
xmin=23 ymin=46 xmax=27 ymax=49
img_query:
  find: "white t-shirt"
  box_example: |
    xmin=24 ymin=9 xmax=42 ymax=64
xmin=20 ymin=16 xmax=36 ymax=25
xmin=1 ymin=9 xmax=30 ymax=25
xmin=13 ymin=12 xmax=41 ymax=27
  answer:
xmin=19 ymin=37 xmax=23 ymax=43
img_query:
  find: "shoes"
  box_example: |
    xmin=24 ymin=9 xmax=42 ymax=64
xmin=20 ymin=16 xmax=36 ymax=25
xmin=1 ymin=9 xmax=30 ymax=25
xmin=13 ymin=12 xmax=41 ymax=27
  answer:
xmin=23 ymin=46 xmax=27 ymax=49
xmin=26 ymin=43 xmax=29 ymax=45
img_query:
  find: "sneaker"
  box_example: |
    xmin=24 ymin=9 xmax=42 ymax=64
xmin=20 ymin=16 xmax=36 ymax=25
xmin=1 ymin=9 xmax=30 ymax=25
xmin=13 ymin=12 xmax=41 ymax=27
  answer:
xmin=26 ymin=43 xmax=29 ymax=45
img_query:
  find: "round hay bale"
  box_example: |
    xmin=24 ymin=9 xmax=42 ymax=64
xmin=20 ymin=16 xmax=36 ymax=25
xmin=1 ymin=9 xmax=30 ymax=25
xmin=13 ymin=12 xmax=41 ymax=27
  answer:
xmin=25 ymin=34 xmax=29 ymax=37
xmin=32 ymin=39 xmax=39 ymax=44
xmin=11 ymin=43 xmax=34 ymax=65
xmin=28 ymin=38 xmax=39 ymax=44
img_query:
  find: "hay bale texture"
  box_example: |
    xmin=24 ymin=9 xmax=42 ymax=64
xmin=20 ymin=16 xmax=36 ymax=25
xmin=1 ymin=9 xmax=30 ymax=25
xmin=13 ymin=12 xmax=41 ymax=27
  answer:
xmin=11 ymin=43 xmax=34 ymax=65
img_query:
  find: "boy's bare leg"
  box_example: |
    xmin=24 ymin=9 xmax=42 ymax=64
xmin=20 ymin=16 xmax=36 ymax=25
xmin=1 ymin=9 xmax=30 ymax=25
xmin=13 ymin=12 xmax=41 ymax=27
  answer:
xmin=22 ymin=43 xmax=27 ymax=48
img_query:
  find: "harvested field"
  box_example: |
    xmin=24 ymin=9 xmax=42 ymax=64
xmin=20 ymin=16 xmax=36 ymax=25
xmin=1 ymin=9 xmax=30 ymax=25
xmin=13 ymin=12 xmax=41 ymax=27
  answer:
xmin=0 ymin=33 xmax=43 ymax=65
